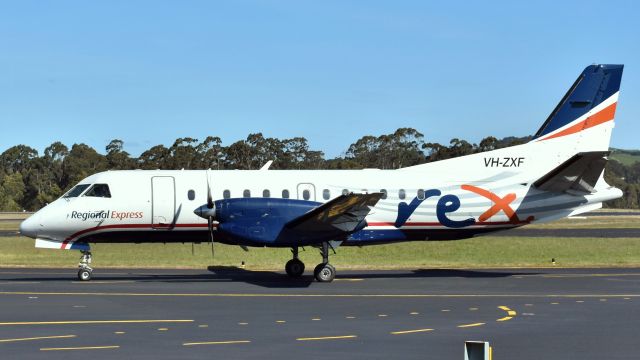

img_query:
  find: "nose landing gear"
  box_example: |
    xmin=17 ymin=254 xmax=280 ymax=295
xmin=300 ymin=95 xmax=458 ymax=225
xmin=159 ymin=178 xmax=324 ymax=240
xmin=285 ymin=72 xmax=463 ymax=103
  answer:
xmin=77 ymin=251 xmax=93 ymax=281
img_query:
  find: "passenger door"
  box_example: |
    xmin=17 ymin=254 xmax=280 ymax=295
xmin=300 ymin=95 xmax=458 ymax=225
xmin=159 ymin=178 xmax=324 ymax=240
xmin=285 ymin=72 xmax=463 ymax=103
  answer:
xmin=151 ymin=176 xmax=176 ymax=228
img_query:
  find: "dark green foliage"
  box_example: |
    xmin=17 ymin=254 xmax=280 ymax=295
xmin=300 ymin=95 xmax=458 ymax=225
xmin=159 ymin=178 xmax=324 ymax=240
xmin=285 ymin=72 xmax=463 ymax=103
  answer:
xmin=0 ymin=131 xmax=638 ymax=210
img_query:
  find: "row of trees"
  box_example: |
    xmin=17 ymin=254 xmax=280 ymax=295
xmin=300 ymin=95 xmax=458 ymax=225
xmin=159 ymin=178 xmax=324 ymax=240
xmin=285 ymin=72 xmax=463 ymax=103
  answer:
xmin=1 ymin=128 xmax=638 ymax=210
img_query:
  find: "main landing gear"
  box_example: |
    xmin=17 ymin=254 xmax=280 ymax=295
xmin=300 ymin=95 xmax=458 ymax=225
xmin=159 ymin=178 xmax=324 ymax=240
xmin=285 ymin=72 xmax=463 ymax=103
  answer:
xmin=284 ymin=243 xmax=336 ymax=283
xmin=77 ymin=250 xmax=93 ymax=281
xmin=285 ymin=247 xmax=305 ymax=278
xmin=313 ymin=242 xmax=336 ymax=282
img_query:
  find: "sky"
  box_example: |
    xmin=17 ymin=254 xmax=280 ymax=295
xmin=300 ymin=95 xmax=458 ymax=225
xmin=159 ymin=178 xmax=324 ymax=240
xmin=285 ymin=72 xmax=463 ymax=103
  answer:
xmin=0 ymin=1 xmax=638 ymax=158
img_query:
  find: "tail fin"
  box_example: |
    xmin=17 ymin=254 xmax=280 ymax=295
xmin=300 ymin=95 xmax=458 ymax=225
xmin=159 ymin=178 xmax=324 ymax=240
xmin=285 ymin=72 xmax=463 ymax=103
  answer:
xmin=533 ymin=64 xmax=623 ymax=142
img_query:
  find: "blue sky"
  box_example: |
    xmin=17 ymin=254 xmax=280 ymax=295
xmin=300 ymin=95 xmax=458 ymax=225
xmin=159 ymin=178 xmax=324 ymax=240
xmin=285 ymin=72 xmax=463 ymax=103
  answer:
xmin=0 ymin=1 xmax=638 ymax=158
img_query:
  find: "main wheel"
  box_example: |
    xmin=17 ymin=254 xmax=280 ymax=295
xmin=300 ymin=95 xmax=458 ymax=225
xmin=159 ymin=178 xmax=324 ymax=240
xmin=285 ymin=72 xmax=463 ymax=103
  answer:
xmin=313 ymin=263 xmax=336 ymax=282
xmin=77 ymin=268 xmax=92 ymax=281
xmin=285 ymin=259 xmax=305 ymax=277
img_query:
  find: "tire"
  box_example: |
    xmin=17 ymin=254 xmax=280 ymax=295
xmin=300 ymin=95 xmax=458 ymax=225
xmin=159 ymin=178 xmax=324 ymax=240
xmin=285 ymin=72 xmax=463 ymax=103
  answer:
xmin=77 ymin=269 xmax=92 ymax=281
xmin=285 ymin=259 xmax=305 ymax=277
xmin=314 ymin=263 xmax=336 ymax=282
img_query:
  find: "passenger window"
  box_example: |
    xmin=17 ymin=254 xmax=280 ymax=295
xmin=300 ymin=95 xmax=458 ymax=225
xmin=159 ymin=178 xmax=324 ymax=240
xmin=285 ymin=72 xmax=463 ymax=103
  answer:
xmin=243 ymin=189 xmax=251 ymax=198
xmin=342 ymin=189 xmax=349 ymax=196
xmin=399 ymin=189 xmax=406 ymax=200
xmin=282 ymin=189 xmax=290 ymax=199
xmin=223 ymin=190 xmax=231 ymax=199
xmin=323 ymin=189 xmax=330 ymax=200
xmin=84 ymin=184 xmax=111 ymax=198
xmin=64 ymin=184 xmax=91 ymax=198
xmin=263 ymin=189 xmax=270 ymax=198
xmin=187 ymin=190 xmax=195 ymax=201
xmin=303 ymin=189 xmax=310 ymax=200
xmin=380 ymin=189 xmax=387 ymax=199
xmin=417 ymin=189 xmax=425 ymax=200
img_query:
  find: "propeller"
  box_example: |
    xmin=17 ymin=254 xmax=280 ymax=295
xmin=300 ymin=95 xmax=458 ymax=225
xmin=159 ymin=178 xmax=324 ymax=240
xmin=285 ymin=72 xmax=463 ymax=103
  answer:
xmin=206 ymin=170 xmax=216 ymax=258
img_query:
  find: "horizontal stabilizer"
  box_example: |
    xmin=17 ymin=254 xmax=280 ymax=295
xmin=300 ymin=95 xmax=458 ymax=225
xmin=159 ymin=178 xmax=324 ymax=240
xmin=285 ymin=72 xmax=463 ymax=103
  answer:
xmin=285 ymin=193 xmax=383 ymax=234
xmin=534 ymin=151 xmax=609 ymax=194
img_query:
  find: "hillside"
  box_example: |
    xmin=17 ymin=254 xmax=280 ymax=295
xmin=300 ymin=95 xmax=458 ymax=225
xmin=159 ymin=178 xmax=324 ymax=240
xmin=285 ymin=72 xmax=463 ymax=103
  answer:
xmin=610 ymin=148 xmax=640 ymax=166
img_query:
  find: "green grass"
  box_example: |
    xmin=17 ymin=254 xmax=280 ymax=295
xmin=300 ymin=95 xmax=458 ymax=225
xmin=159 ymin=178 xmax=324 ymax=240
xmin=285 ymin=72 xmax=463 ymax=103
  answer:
xmin=529 ymin=216 xmax=640 ymax=229
xmin=2 ymin=235 xmax=640 ymax=269
xmin=610 ymin=149 xmax=640 ymax=166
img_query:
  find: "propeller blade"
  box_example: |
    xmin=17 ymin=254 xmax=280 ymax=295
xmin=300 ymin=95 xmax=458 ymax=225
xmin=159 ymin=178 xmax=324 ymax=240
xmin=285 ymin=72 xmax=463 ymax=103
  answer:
xmin=208 ymin=216 xmax=215 ymax=258
xmin=206 ymin=171 xmax=214 ymax=209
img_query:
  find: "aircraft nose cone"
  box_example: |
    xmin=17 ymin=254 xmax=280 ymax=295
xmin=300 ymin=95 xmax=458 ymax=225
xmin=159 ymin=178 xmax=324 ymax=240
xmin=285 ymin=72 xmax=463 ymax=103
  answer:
xmin=19 ymin=215 xmax=39 ymax=238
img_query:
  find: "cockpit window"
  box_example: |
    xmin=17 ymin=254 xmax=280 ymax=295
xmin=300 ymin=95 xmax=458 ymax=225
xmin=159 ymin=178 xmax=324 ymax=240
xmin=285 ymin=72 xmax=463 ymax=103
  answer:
xmin=84 ymin=184 xmax=112 ymax=198
xmin=64 ymin=184 xmax=91 ymax=198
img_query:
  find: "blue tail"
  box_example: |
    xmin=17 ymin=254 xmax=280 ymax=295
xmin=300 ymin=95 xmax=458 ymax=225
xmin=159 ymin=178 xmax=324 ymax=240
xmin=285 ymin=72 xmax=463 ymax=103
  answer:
xmin=533 ymin=64 xmax=623 ymax=139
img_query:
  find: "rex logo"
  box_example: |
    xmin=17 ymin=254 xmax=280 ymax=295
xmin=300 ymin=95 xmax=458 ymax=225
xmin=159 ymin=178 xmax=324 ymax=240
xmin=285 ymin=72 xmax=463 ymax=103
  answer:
xmin=460 ymin=184 xmax=521 ymax=223
xmin=394 ymin=185 xmax=532 ymax=228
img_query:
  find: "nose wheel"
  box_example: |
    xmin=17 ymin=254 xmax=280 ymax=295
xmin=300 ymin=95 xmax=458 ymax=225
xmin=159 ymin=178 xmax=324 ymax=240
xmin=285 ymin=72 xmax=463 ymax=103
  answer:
xmin=77 ymin=251 xmax=93 ymax=281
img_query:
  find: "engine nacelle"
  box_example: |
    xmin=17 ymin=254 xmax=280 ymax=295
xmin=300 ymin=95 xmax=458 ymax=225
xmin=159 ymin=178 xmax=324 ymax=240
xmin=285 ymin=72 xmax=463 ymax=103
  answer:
xmin=214 ymin=198 xmax=320 ymax=244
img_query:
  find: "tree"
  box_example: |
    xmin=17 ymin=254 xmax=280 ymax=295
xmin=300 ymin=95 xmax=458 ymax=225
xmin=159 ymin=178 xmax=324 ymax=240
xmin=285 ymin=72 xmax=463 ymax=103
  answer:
xmin=0 ymin=173 xmax=26 ymax=211
xmin=0 ymin=145 xmax=38 ymax=174
xmin=167 ymin=137 xmax=200 ymax=169
xmin=346 ymin=128 xmax=426 ymax=169
xmin=197 ymin=136 xmax=224 ymax=169
xmin=61 ymin=144 xmax=108 ymax=190
xmin=106 ymin=139 xmax=134 ymax=170
xmin=138 ymin=145 xmax=170 ymax=170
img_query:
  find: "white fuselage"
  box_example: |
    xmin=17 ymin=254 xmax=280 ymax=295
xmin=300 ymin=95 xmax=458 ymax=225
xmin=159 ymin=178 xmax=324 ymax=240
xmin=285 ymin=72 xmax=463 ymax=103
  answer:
xmin=19 ymin=134 xmax=621 ymax=250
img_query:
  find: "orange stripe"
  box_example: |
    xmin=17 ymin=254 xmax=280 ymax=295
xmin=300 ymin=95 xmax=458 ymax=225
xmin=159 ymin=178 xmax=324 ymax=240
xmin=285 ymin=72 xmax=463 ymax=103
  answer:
xmin=541 ymin=102 xmax=617 ymax=141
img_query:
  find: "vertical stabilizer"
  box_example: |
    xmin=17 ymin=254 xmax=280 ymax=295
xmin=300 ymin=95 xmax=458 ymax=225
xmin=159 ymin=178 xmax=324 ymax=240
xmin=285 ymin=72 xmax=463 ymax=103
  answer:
xmin=533 ymin=64 xmax=623 ymax=142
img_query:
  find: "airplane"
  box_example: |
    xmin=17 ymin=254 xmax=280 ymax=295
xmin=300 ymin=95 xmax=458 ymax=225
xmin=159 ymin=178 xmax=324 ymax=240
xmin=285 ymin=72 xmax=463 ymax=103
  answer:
xmin=20 ymin=64 xmax=624 ymax=282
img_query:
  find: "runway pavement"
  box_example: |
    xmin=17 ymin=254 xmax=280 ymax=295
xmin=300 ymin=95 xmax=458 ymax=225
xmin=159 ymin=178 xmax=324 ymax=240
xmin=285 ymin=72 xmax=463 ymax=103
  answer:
xmin=0 ymin=267 xmax=639 ymax=359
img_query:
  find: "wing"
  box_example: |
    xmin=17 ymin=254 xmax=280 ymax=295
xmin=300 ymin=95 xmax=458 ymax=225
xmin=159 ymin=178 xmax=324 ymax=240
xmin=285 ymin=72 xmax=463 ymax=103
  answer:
xmin=284 ymin=193 xmax=383 ymax=238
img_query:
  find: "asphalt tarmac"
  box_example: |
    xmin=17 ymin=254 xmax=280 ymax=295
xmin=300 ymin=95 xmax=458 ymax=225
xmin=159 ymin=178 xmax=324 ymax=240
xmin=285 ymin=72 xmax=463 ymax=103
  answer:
xmin=0 ymin=267 xmax=639 ymax=359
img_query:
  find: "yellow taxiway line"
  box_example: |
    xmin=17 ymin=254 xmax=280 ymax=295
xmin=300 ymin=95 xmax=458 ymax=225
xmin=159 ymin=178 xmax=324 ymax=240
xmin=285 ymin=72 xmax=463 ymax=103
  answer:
xmin=296 ymin=335 xmax=357 ymax=341
xmin=0 ymin=319 xmax=193 ymax=326
xmin=390 ymin=328 xmax=434 ymax=335
xmin=183 ymin=340 xmax=251 ymax=346
xmin=40 ymin=345 xmax=119 ymax=351
xmin=496 ymin=306 xmax=517 ymax=321
xmin=0 ymin=334 xmax=76 ymax=343
xmin=457 ymin=323 xmax=485 ymax=328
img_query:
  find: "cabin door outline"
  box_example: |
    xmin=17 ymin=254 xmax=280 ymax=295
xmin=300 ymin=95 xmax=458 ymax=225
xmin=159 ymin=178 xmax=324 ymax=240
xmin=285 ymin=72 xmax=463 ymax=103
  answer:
xmin=151 ymin=176 xmax=176 ymax=229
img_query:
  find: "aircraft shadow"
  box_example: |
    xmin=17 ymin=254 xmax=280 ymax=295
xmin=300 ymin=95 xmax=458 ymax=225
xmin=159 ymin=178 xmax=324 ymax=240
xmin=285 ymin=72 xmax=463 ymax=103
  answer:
xmin=1 ymin=267 xmax=539 ymax=289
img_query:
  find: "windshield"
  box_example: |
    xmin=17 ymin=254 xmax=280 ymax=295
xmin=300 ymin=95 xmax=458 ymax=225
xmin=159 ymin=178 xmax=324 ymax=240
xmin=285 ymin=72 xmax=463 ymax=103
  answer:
xmin=84 ymin=184 xmax=111 ymax=198
xmin=64 ymin=184 xmax=91 ymax=198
